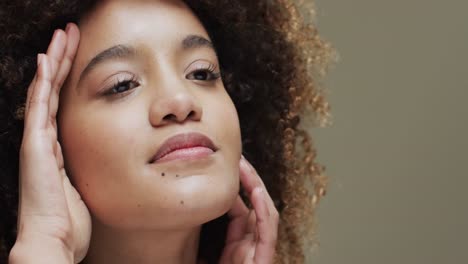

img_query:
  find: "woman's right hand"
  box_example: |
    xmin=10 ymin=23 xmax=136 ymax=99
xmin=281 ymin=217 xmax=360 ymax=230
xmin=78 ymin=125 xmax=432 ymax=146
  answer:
xmin=9 ymin=23 xmax=92 ymax=264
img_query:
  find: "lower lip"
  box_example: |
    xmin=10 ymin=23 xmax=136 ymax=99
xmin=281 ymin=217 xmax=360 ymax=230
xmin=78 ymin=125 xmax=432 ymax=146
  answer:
xmin=154 ymin=147 xmax=214 ymax=163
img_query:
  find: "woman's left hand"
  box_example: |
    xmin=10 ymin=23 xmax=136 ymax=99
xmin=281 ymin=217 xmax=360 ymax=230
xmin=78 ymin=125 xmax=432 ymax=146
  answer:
xmin=219 ymin=156 xmax=279 ymax=264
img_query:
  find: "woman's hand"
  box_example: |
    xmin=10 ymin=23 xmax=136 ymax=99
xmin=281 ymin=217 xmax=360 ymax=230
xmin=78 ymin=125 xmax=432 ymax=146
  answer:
xmin=9 ymin=23 xmax=91 ymax=264
xmin=220 ymin=156 xmax=279 ymax=264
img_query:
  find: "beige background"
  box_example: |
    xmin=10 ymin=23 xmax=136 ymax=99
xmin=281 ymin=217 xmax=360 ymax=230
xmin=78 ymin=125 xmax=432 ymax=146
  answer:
xmin=307 ymin=1 xmax=468 ymax=263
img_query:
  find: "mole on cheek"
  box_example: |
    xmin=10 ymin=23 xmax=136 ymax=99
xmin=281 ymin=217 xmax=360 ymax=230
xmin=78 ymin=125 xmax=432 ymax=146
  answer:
xmin=161 ymin=172 xmax=165 ymax=177
xmin=180 ymin=200 xmax=184 ymax=205
xmin=176 ymin=174 xmax=179 ymax=177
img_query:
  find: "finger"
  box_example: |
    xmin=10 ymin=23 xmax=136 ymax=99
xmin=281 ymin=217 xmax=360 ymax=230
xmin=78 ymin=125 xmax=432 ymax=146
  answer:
xmin=226 ymin=196 xmax=250 ymax=243
xmin=49 ymin=23 xmax=80 ymax=129
xmin=251 ymin=187 xmax=277 ymax=264
xmin=239 ymin=157 xmax=275 ymax=209
xmin=245 ymin=209 xmax=257 ymax=235
xmin=239 ymin=156 xmax=266 ymax=193
xmin=238 ymin=242 xmax=255 ymax=264
xmin=25 ymin=54 xmax=52 ymax=131
xmin=44 ymin=28 xmax=65 ymax=129
xmin=228 ymin=195 xmax=249 ymax=218
xmin=24 ymin=73 xmax=37 ymax=119
xmin=219 ymin=240 xmax=255 ymax=264
xmin=55 ymin=141 xmax=64 ymax=170
xmin=46 ymin=29 xmax=67 ymax=83
xmin=40 ymin=29 xmax=65 ymax=132
xmin=53 ymin=23 xmax=80 ymax=92
xmin=19 ymin=56 xmax=68 ymax=215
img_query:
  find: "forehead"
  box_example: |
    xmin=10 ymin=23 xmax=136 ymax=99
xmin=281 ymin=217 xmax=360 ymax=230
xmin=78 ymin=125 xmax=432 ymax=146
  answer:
xmin=70 ymin=0 xmax=210 ymax=82
xmin=78 ymin=0 xmax=208 ymax=45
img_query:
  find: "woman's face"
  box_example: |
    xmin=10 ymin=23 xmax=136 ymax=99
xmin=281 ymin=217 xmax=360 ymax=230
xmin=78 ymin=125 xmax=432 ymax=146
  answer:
xmin=58 ymin=0 xmax=241 ymax=229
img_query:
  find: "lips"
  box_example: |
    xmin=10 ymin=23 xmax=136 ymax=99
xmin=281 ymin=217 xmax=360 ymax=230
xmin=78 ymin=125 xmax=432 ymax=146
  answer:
xmin=149 ymin=132 xmax=217 ymax=163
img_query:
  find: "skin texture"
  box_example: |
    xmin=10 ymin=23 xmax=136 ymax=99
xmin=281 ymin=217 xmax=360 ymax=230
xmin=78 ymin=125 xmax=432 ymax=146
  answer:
xmin=9 ymin=1 xmax=279 ymax=263
xmin=0 ymin=0 xmax=332 ymax=263
xmin=59 ymin=0 xmax=241 ymax=231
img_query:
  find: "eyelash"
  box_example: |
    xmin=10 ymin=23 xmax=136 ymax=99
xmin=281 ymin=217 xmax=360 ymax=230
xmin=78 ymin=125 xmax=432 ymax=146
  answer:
xmin=186 ymin=63 xmax=221 ymax=81
xmin=103 ymin=64 xmax=221 ymax=98
xmin=103 ymin=74 xmax=139 ymax=98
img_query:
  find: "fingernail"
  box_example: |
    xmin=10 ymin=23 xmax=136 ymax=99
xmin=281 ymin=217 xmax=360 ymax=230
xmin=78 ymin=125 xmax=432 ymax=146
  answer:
xmin=239 ymin=158 xmax=248 ymax=170
xmin=65 ymin=23 xmax=71 ymax=33
xmin=243 ymin=158 xmax=254 ymax=173
xmin=253 ymin=187 xmax=262 ymax=197
xmin=52 ymin=29 xmax=59 ymax=39
xmin=37 ymin=54 xmax=43 ymax=67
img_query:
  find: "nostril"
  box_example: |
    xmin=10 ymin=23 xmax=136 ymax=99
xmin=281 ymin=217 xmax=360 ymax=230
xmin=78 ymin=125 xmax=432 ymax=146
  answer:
xmin=163 ymin=113 xmax=177 ymax=121
xmin=161 ymin=110 xmax=198 ymax=123
xmin=187 ymin=111 xmax=195 ymax=119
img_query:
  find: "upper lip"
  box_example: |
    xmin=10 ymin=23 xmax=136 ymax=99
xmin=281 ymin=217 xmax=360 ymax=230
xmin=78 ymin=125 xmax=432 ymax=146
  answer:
xmin=149 ymin=132 xmax=218 ymax=163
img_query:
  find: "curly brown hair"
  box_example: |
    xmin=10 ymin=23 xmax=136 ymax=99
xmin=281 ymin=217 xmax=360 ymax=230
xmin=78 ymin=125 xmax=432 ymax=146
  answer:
xmin=0 ymin=0 xmax=332 ymax=263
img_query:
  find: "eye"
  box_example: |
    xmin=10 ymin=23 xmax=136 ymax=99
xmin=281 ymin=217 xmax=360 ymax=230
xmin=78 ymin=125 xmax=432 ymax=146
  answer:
xmin=104 ymin=76 xmax=140 ymax=96
xmin=186 ymin=63 xmax=221 ymax=81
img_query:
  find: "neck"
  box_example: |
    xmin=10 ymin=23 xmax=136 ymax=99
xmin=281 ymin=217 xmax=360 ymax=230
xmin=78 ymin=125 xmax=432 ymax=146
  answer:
xmin=82 ymin=219 xmax=201 ymax=264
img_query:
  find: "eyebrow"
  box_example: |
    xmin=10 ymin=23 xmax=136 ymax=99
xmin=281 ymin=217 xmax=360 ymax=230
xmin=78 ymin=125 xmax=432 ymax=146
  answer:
xmin=78 ymin=35 xmax=214 ymax=83
xmin=182 ymin=34 xmax=213 ymax=50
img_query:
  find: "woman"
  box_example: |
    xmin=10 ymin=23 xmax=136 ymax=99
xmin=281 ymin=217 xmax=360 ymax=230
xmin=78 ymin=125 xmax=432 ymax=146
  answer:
xmin=0 ymin=0 xmax=331 ymax=263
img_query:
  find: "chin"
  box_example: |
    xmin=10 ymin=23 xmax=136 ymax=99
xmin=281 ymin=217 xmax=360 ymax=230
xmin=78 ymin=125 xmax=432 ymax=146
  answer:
xmin=88 ymin=188 xmax=236 ymax=231
xmin=151 ymin=155 xmax=240 ymax=227
xmin=173 ymin=175 xmax=239 ymax=229
xmin=82 ymin=154 xmax=241 ymax=230
xmin=202 ymin=184 xmax=239 ymax=223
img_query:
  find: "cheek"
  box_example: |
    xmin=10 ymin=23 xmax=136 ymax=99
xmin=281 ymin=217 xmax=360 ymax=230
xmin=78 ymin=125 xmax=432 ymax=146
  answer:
xmin=58 ymin=106 xmax=146 ymax=218
xmin=217 ymin=93 xmax=242 ymax=158
xmin=60 ymin=110 xmax=140 ymax=175
xmin=203 ymin=92 xmax=243 ymax=203
xmin=57 ymin=90 xmax=243 ymax=229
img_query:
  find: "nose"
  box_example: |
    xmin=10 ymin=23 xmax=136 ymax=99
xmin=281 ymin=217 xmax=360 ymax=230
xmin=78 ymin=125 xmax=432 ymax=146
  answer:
xmin=149 ymin=90 xmax=203 ymax=127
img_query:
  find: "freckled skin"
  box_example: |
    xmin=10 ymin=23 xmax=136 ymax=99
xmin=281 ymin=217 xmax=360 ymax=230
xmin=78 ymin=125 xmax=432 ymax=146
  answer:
xmin=57 ymin=0 xmax=241 ymax=231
